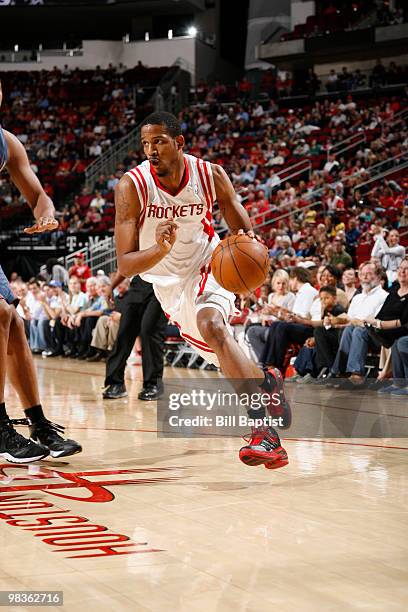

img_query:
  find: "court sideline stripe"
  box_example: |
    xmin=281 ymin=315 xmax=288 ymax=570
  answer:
xmin=66 ymin=426 xmax=408 ymax=450
xmin=31 ymin=365 xmax=408 ymax=420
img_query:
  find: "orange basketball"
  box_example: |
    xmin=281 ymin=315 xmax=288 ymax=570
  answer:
xmin=211 ymin=234 xmax=270 ymax=294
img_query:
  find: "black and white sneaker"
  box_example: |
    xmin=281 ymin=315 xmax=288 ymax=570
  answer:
xmin=28 ymin=419 xmax=82 ymax=459
xmin=0 ymin=418 xmax=50 ymax=464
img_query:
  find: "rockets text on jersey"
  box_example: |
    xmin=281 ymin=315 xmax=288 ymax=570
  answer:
xmin=125 ymin=153 xmax=220 ymax=287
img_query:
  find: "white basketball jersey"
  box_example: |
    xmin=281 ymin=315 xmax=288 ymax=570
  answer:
xmin=125 ymin=153 xmax=220 ymax=287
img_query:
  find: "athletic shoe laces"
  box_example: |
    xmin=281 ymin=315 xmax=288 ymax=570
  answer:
xmin=243 ymin=427 xmax=280 ymax=449
xmin=18 ymin=418 xmax=65 ymax=441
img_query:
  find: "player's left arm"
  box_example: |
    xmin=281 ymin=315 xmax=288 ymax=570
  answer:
xmin=212 ymin=164 xmax=253 ymax=234
xmin=4 ymin=130 xmax=58 ymax=234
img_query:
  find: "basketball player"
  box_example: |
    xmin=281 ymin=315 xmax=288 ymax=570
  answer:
xmin=0 ymin=81 xmax=82 ymax=463
xmin=114 ymin=111 xmax=290 ymax=469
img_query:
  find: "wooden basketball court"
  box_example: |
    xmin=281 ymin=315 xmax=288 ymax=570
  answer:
xmin=2 ymin=357 xmax=407 ymax=611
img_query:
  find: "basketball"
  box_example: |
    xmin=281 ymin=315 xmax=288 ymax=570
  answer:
xmin=211 ymin=234 xmax=270 ymax=294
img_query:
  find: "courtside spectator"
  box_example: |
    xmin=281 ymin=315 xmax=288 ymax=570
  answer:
xmin=371 ymin=227 xmax=406 ymax=284
xmin=318 ymin=262 xmax=388 ymax=388
xmin=89 ymin=278 xmax=130 ymax=361
xmin=68 ymin=253 xmax=92 ymax=291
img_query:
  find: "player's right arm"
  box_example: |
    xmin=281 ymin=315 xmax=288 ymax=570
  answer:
xmin=114 ymin=175 xmax=178 ymax=277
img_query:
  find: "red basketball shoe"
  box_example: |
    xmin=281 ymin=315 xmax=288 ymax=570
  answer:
xmin=261 ymin=367 xmax=292 ymax=429
xmin=239 ymin=426 xmax=288 ymax=470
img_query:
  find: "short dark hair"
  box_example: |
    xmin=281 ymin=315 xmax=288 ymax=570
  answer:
xmin=289 ymin=267 xmax=311 ymax=284
xmin=28 ymin=279 xmax=40 ymax=288
xmin=140 ymin=111 xmax=181 ymax=138
xmin=322 ymin=265 xmax=341 ymax=280
xmin=319 ymin=285 xmax=337 ymax=297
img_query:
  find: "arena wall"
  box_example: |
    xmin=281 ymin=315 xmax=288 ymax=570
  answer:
xmin=0 ymin=37 xmax=196 ymax=75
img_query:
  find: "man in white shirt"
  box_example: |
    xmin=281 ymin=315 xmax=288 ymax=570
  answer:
xmin=107 ymin=173 xmax=120 ymax=191
xmin=89 ymin=142 xmax=102 ymax=157
xmin=324 ymin=154 xmax=340 ymax=174
xmin=326 ymin=188 xmax=344 ymax=212
xmin=324 ymin=261 xmax=388 ymax=387
xmin=253 ymin=103 xmax=264 ymax=118
xmin=89 ymin=190 xmax=106 ymax=211
xmin=290 ymin=268 xmax=319 ymax=317
xmin=330 ymin=110 xmax=346 ymax=127
xmin=265 ymin=169 xmax=281 ymax=195
xmin=26 ymin=281 xmax=50 ymax=353
xmin=260 ymin=267 xmax=318 ymax=369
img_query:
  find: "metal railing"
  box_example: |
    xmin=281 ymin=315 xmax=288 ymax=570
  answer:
xmin=0 ymin=47 xmax=83 ymax=63
xmin=352 ymin=155 xmax=408 ymax=192
xmin=384 ymin=107 xmax=408 ymax=130
xmin=250 ymin=199 xmax=324 ymax=231
xmin=62 ymin=236 xmax=117 ymax=276
xmin=274 ymin=159 xmax=312 ymax=183
xmin=365 ymin=148 xmax=408 ymax=175
xmin=328 ymin=131 xmax=366 ymax=159
xmin=300 ymin=147 xmax=408 ymax=204
xmin=211 ymin=160 xmax=312 ymax=217
xmin=84 ymin=125 xmax=140 ymax=189
xmin=84 ymin=59 xmax=189 ymax=189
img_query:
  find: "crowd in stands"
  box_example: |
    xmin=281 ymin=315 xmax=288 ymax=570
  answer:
xmin=184 ymin=88 xmax=408 ymax=273
xmin=233 ymin=252 xmax=408 ymax=394
xmin=191 ymin=61 xmax=408 ymax=105
xmin=45 ymin=83 xmax=407 ymax=238
xmin=8 ymin=257 xmax=133 ymax=364
xmin=0 ymin=61 xmax=167 ymax=225
xmin=1 ymin=60 xmax=407 ymax=388
xmin=5 ymin=234 xmax=408 ymax=392
xmin=281 ymin=0 xmax=407 ymax=41
xmin=1 ymin=62 xmax=407 ymax=236
xmin=325 ymin=61 xmax=408 ymax=94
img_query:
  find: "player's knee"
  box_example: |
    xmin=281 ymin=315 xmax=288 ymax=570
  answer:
xmin=197 ymin=314 xmax=227 ymax=346
xmin=0 ymin=300 xmax=12 ymax=329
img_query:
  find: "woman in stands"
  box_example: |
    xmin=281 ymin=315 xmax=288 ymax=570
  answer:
xmin=371 ymin=227 xmax=406 ymax=284
xmin=266 ymin=269 xmax=296 ymax=315
xmin=246 ymin=270 xmax=295 ymax=364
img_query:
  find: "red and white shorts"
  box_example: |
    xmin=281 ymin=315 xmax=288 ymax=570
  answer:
xmin=154 ymin=269 xmax=236 ymax=366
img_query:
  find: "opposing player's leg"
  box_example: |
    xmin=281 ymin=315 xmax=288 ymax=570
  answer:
xmin=196 ymin=307 xmax=289 ymax=470
xmin=0 ymin=298 xmax=11 ymax=405
xmin=0 ymin=296 xmax=50 ymax=463
xmin=6 ymin=306 xmax=82 ymax=458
